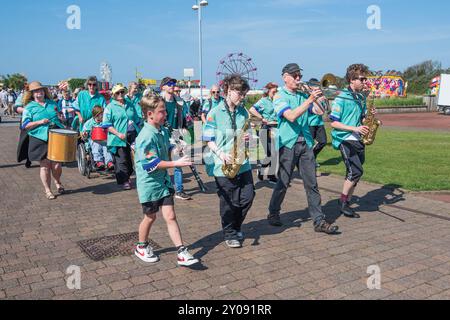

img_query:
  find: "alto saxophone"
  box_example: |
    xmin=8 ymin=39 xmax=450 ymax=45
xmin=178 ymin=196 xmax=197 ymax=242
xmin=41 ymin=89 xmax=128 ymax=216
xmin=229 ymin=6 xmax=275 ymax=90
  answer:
xmin=222 ymin=118 xmax=251 ymax=179
xmin=361 ymin=94 xmax=381 ymax=145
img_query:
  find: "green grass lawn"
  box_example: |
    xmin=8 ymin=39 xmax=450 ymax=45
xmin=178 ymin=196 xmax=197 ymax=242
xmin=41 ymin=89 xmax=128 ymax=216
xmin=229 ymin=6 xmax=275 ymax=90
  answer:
xmin=316 ymin=127 xmax=450 ymax=191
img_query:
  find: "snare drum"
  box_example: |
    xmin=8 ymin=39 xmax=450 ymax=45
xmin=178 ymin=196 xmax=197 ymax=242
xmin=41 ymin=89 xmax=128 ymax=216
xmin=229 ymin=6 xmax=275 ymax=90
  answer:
xmin=91 ymin=126 xmax=108 ymax=142
xmin=47 ymin=129 xmax=78 ymax=162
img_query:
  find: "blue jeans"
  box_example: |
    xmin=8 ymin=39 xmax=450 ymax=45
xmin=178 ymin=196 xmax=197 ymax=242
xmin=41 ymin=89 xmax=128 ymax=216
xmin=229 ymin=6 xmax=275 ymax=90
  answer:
xmin=91 ymin=141 xmax=113 ymax=164
xmin=173 ymin=167 xmax=184 ymax=193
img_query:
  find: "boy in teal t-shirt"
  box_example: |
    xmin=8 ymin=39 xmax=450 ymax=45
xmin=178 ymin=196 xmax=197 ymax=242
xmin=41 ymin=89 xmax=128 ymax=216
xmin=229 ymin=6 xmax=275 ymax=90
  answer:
xmin=133 ymin=94 xmax=199 ymax=267
xmin=203 ymin=75 xmax=255 ymax=249
xmin=329 ymin=63 xmax=372 ymax=219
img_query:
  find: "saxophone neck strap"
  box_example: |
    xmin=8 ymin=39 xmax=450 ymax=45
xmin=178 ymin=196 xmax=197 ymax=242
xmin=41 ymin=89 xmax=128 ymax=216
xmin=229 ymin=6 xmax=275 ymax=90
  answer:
xmin=224 ymin=100 xmax=237 ymax=132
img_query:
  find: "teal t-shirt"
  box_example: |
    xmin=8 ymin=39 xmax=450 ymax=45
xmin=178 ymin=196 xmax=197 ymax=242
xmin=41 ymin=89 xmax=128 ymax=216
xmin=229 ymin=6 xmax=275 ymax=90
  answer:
xmin=103 ymin=99 xmax=141 ymax=148
xmin=81 ymin=118 xmax=103 ymax=135
xmin=125 ymin=93 xmax=143 ymax=125
xmin=135 ymin=122 xmax=173 ymax=203
xmin=329 ymin=89 xmax=367 ymax=149
xmin=202 ymin=101 xmax=252 ymax=177
xmin=308 ymin=112 xmax=324 ymax=127
xmin=77 ymin=90 xmax=106 ymax=122
xmin=253 ymin=97 xmax=277 ymax=122
xmin=201 ymin=97 xmax=223 ymax=116
xmin=273 ymin=87 xmax=314 ymax=150
xmin=21 ymin=100 xmax=65 ymax=141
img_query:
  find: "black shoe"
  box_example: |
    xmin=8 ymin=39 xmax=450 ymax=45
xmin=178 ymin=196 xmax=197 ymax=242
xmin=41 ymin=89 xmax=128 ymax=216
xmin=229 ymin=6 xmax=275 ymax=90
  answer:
xmin=268 ymin=176 xmax=278 ymax=185
xmin=267 ymin=214 xmax=283 ymax=226
xmin=339 ymin=200 xmax=360 ymax=218
xmin=175 ymin=191 xmax=192 ymax=200
xmin=314 ymin=220 xmax=339 ymax=234
xmin=257 ymin=171 xmax=264 ymax=181
xmin=25 ymin=160 xmax=32 ymax=168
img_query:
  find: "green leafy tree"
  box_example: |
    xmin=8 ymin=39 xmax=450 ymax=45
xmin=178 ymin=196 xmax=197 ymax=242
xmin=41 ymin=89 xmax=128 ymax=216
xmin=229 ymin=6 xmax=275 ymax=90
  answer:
xmin=0 ymin=73 xmax=28 ymax=90
xmin=403 ymin=60 xmax=446 ymax=95
xmin=68 ymin=78 xmax=86 ymax=92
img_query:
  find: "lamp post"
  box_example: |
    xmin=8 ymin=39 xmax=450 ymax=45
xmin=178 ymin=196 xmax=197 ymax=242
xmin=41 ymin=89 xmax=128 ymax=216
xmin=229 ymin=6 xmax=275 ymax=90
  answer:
xmin=192 ymin=0 xmax=208 ymax=105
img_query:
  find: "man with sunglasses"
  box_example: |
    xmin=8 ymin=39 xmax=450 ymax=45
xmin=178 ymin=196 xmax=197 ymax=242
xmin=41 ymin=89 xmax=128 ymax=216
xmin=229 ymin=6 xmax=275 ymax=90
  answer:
xmin=330 ymin=64 xmax=371 ymax=219
xmin=160 ymin=77 xmax=192 ymax=201
xmin=75 ymin=76 xmax=106 ymax=127
xmin=267 ymin=63 xmax=339 ymax=234
xmin=201 ymin=85 xmax=223 ymax=124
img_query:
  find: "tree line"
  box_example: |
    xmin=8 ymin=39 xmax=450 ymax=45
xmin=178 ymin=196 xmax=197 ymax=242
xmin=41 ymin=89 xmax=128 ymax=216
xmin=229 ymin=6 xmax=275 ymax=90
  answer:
xmin=2 ymin=60 xmax=449 ymax=95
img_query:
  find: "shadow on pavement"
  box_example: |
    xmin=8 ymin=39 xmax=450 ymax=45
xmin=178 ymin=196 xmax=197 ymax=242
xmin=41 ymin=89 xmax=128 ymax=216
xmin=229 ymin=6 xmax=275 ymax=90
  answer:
xmin=188 ymin=209 xmax=314 ymax=260
xmin=322 ymin=183 xmax=406 ymax=224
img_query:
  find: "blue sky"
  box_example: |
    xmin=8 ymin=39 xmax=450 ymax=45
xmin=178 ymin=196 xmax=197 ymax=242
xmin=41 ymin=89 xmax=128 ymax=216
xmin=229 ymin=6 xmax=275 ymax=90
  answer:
xmin=1 ymin=0 xmax=449 ymax=87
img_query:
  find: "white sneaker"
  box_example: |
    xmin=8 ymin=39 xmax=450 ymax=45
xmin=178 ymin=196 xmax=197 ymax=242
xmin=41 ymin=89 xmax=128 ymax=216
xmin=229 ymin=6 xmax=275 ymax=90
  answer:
xmin=177 ymin=247 xmax=199 ymax=266
xmin=135 ymin=244 xmax=159 ymax=263
xmin=225 ymin=239 xmax=242 ymax=248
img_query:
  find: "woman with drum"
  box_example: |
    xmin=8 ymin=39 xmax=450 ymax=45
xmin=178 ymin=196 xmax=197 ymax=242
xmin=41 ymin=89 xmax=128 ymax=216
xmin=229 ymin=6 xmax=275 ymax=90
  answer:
xmin=103 ymin=84 xmax=141 ymax=190
xmin=249 ymin=82 xmax=279 ymax=184
xmin=21 ymin=81 xmax=66 ymax=200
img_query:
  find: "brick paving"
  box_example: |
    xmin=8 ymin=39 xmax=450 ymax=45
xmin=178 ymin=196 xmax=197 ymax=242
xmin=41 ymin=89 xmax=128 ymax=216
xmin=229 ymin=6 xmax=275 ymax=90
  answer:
xmin=1 ymin=123 xmax=450 ymax=300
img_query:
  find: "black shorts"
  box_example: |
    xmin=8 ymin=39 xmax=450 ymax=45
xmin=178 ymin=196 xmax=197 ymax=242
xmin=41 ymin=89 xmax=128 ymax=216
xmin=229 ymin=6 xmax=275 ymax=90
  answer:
xmin=141 ymin=194 xmax=174 ymax=215
xmin=339 ymin=140 xmax=365 ymax=182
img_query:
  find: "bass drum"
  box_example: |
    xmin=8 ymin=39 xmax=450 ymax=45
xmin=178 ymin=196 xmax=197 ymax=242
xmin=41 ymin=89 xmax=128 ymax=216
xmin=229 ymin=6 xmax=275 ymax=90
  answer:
xmin=47 ymin=129 xmax=78 ymax=162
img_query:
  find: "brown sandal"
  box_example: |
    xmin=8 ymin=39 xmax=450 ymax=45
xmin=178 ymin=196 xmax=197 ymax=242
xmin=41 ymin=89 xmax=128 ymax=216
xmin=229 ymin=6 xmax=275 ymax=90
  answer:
xmin=45 ymin=191 xmax=56 ymax=200
xmin=56 ymin=184 xmax=65 ymax=194
xmin=314 ymin=220 xmax=339 ymax=234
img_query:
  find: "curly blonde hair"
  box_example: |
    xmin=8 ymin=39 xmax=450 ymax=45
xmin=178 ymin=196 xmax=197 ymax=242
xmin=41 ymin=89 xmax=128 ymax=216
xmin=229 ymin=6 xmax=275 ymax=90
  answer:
xmin=22 ymin=87 xmax=51 ymax=107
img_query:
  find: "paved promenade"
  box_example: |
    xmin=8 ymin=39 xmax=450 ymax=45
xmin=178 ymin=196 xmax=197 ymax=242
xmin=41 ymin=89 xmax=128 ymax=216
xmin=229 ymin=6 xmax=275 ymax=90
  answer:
xmin=1 ymin=122 xmax=450 ymax=300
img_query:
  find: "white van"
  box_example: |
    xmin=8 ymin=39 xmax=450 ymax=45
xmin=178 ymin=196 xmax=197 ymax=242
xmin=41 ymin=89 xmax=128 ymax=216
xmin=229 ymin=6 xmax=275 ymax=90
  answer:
xmin=437 ymin=74 xmax=450 ymax=115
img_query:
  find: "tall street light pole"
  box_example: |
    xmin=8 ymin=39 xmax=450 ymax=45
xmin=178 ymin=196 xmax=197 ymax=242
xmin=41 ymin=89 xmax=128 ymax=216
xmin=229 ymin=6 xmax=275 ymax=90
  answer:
xmin=192 ymin=0 xmax=208 ymax=105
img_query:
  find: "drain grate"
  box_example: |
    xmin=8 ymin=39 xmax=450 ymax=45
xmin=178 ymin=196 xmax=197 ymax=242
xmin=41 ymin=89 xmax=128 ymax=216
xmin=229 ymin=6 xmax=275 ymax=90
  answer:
xmin=77 ymin=232 xmax=161 ymax=261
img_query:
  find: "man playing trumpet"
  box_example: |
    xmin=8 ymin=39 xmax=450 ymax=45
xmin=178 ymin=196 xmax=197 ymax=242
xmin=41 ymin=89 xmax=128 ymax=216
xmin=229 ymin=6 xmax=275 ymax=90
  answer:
xmin=267 ymin=63 xmax=339 ymax=234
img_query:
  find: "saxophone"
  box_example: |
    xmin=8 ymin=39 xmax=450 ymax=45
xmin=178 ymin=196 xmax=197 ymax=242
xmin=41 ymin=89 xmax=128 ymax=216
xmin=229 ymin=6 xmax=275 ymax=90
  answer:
xmin=361 ymin=93 xmax=381 ymax=145
xmin=222 ymin=117 xmax=252 ymax=179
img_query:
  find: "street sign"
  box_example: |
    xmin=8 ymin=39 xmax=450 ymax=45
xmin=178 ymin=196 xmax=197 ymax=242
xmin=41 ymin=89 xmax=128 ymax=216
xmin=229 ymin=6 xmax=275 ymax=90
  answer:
xmin=184 ymin=68 xmax=194 ymax=78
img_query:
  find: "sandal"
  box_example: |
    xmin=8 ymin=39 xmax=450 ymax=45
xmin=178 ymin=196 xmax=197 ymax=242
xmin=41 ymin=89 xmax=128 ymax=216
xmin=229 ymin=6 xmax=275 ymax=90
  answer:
xmin=314 ymin=220 xmax=339 ymax=234
xmin=45 ymin=191 xmax=56 ymax=200
xmin=56 ymin=184 xmax=65 ymax=194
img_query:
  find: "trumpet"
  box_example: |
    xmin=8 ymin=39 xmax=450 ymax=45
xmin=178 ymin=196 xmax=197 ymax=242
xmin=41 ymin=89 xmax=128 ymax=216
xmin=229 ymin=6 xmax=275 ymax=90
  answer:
xmin=297 ymin=81 xmax=330 ymax=112
xmin=297 ymin=73 xmax=369 ymax=108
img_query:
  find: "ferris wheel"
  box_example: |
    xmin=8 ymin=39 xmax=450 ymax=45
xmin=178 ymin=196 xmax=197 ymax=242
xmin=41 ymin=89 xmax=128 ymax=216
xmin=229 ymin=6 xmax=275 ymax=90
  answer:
xmin=100 ymin=62 xmax=112 ymax=83
xmin=216 ymin=52 xmax=258 ymax=88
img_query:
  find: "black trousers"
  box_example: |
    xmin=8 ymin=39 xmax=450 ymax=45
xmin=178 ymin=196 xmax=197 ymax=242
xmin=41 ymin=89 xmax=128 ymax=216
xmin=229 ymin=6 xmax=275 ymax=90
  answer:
xmin=113 ymin=131 xmax=136 ymax=185
xmin=309 ymin=125 xmax=327 ymax=158
xmin=215 ymin=170 xmax=255 ymax=240
xmin=113 ymin=146 xmax=133 ymax=185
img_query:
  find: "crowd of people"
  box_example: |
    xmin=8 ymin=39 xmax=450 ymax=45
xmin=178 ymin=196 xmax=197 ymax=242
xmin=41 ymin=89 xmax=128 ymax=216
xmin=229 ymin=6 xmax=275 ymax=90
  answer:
xmin=11 ymin=62 xmax=375 ymax=266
